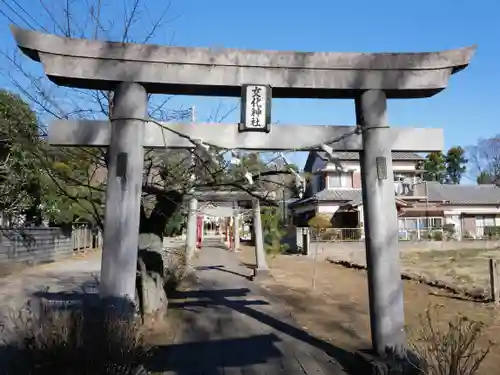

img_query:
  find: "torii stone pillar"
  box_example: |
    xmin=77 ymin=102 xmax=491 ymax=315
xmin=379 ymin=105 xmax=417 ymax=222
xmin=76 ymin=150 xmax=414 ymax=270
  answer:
xmin=100 ymin=82 xmax=146 ymax=303
xmin=356 ymin=89 xmax=405 ymax=355
xmin=252 ymin=199 xmax=269 ymax=279
xmin=186 ymin=198 xmax=198 ymax=260
xmin=233 ymin=201 xmax=240 ymax=252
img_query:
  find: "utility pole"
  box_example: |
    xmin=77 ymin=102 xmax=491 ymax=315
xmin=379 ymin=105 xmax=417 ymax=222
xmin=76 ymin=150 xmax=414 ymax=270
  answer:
xmin=186 ymin=105 xmax=198 ymax=258
xmin=282 ymin=178 xmax=286 ymax=223
xmin=425 ymin=180 xmax=429 ymax=238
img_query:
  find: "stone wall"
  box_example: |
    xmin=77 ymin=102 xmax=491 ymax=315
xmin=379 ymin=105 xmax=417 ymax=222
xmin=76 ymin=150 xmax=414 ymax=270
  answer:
xmin=309 ymin=239 xmax=500 ymax=262
xmin=0 ymin=227 xmax=95 ymax=274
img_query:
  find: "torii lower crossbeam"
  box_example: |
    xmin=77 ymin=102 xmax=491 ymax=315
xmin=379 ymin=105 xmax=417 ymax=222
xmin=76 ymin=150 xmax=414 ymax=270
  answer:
xmin=49 ymin=120 xmax=443 ymax=152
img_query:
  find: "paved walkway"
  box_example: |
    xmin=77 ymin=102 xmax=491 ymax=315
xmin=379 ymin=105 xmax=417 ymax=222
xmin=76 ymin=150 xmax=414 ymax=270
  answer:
xmin=150 ymin=242 xmax=354 ymax=374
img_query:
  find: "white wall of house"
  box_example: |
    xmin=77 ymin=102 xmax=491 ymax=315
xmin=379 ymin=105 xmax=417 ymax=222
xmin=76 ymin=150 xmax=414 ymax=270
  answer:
xmin=317 ymin=203 xmax=340 ymax=214
xmin=442 ymin=205 xmax=500 ymax=214
xmin=311 ymin=157 xmax=421 ymax=193
xmin=321 ymin=160 xmax=418 ymax=173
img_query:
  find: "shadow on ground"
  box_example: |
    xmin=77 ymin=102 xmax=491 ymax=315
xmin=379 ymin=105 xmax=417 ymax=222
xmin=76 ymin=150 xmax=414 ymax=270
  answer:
xmin=150 ymin=287 xmax=369 ymax=374
xmin=196 ymin=265 xmax=251 ymax=280
xmin=4 ymin=279 xmax=373 ymax=373
xmin=148 ymin=334 xmax=284 ymax=374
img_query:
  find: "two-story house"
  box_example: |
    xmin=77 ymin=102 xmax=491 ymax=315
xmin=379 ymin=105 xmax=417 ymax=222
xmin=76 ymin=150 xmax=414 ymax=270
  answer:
xmin=290 ymin=151 xmax=423 ymax=227
xmin=289 ymin=151 xmax=500 ymax=239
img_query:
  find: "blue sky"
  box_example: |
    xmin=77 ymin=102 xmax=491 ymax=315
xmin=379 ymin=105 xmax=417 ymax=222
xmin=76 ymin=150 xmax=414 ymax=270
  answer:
xmin=0 ymin=0 xmax=499 ymax=176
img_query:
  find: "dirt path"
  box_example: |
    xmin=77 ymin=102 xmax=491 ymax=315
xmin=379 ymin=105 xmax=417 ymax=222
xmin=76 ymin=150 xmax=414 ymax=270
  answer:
xmin=0 ymin=250 xmax=101 ymax=326
xmin=237 ymin=245 xmax=500 ymax=374
xmin=151 ymin=243 xmax=358 ymax=374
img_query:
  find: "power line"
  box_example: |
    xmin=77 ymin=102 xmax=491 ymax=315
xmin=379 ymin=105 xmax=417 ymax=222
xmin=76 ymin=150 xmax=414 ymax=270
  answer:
xmin=0 ymin=0 xmax=35 ymax=29
xmin=9 ymin=0 xmax=48 ymax=31
xmin=0 ymin=6 xmax=18 ymax=26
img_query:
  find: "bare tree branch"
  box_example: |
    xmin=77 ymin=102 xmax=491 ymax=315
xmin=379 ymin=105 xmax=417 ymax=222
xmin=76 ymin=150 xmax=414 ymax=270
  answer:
xmin=467 ymin=136 xmax=500 ymax=185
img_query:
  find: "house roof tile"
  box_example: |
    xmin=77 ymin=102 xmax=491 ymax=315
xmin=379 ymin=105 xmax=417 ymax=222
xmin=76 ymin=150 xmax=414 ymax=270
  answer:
xmin=290 ymin=182 xmax=500 ymax=209
xmin=289 ymin=188 xmax=362 ymax=207
xmin=317 ymin=151 xmax=424 ymax=161
xmin=424 ymin=182 xmax=500 ymax=205
xmin=314 ymin=188 xmax=362 ymax=201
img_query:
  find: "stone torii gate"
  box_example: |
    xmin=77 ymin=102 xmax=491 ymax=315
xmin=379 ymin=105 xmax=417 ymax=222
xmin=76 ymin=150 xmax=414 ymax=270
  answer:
xmin=192 ymin=190 xmax=276 ymax=277
xmin=10 ymin=26 xmax=475 ymax=356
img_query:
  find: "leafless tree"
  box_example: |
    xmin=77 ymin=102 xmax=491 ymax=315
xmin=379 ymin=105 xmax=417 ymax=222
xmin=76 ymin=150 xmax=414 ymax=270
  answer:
xmin=1 ymin=0 xmax=294 ymax=228
xmin=467 ymin=135 xmax=500 ymax=185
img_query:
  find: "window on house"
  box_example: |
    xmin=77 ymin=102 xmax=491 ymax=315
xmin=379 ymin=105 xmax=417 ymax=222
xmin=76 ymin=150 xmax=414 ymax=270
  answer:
xmin=475 ymin=215 xmax=500 ymax=237
xmin=328 ymin=173 xmax=342 ymax=188
xmin=421 ymin=217 xmax=443 ymax=229
xmin=327 ymin=172 xmax=353 ymax=188
xmin=398 ymin=217 xmax=443 ymax=230
xmin=476 ymin=215 xmax=497 ymax=228
xmin=402 ymin=218 xmax=418 ymax=230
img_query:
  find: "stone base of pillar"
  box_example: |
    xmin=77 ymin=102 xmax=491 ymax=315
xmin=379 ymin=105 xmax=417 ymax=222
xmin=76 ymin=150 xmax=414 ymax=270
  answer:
xmin=251 ymin=268 xmax=270 ymax=281
xmin=353 ymin=349 xmax=420 ymax=375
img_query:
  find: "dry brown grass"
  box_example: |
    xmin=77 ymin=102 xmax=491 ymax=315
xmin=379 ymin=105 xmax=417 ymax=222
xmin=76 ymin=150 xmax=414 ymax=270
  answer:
xmin=0 ymin=297 xmax=151 ymax=375
xmin=408 ymin=307 xmax=492 ymax=375
xmin=163 ymin=246 xmax=191 ymax=293
xmin=400 ymin=249 xmax=498 ymax=294
xmin=237 ymin=245 xmax=500 ymax=375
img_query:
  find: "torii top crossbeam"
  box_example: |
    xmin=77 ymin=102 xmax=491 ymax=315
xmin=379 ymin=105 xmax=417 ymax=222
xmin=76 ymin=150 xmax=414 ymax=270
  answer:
xmin=192 ymin=190 xmax=275 ymax=203
xmin=193 ymin=190 xmax=274 ymax=217
xmin=11 ymin=26 xmax=475 ymax=99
